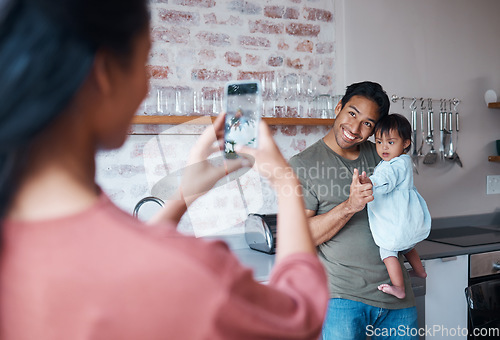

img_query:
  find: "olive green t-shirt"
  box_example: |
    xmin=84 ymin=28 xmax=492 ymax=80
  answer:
xmin=289 ymin=139 xmax=415 ymax=309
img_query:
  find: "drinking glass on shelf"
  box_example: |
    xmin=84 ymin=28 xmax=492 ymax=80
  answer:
xmin=201 ymin=92 xmax=211 ymax=115
xmin=157 ymin=87 xmax=178 ymax=116
xmin=174 ymin=89 xmax=183 ymax=115
xmin=211 ymin=90 xmax=223 ymax=116
xmin=301 ymin=98 xmax=313 ymax=118
xmin=260 ymin=74 xmax=269 ymax=101
xmin=175 ymin=88 xmax=195 ymax=116
xmin=284 ymin=73 xmax=299 ymax=117
xmin=284 ymin=73 xmax=299 ymax=101
xmin=140 ymin=87 xmax=155 ymax=115
xmin=218 ymin=91 xmax=224 ymax=115
xmin=296 ymin=101 xmax=305 ymax=118
xmin=156 ymin=87 xmax=165 ymax=115
xmin=304 ymin=75 xmax=316 ymax=100
xmin=269 ymin=72 xmax=285 ymax=118
xmin=298 ymin=74 xmax=306 ymax=99
xmin=262 ymin=74 xmax=278 ymax=117
xmin=296 ymin=74 xmax=310 ymax=118
xmin=164 ymin=88 xmax=175 ymax=116
xmin=192 ymin=90 xmax=202 ymax=116
xmin=184 ymin=88 xmax=194 ymax=116
xmin=211 ymin=91 xmax=217 ymax=116
xmin=271 ymin=72 xmax=283 ymax=101
xmin=314 ymin=94 xmax=334 ymax=119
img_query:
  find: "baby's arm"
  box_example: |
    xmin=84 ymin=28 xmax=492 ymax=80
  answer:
xmin=370 ymin=159 xmax=407 ymax=194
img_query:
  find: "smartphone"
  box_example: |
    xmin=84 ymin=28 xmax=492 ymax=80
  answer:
xmin=224 ymin=80 xmax=261 ymax=159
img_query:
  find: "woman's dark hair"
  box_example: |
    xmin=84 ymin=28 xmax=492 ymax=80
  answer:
xmin=36 ymin=0 xmax=150 ymax=63
xmin=0 ymin=0 xmax=149 ymax=219
xmin=373 ymin=113 xmax=412 ymax=153
xmin=340 ymin=81 xmax=390 ymax=120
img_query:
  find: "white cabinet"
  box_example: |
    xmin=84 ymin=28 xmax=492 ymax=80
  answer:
xmin=424 ymin=255 xmax=468 ymax=339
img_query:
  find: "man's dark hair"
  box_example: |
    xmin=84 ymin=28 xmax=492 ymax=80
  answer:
xmin=374 ymin=113 xmax=412 ymax=153
xmin=340 ymin=81 xmax=390 ymax=119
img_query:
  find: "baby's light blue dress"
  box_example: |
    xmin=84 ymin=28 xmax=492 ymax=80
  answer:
xmin=367 ymin=154 xmax=431 ymax=254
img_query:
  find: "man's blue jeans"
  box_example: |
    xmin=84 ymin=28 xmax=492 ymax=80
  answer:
xmin=322 ymin=298 xmax=418 ymax=340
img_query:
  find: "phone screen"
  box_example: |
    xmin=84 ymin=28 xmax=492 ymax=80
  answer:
xmin=224 ymin=81 xmax=261 ymax=159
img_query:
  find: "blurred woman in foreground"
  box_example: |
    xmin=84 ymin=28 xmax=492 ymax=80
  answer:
xmin=0 ymin=0 xmax=328 ymax=338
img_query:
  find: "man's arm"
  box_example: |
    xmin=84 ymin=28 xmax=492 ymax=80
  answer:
xmin=307 ymin=169 xmax=373 ymax=246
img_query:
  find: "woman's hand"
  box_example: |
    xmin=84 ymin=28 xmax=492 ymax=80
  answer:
xmin=148 ymin=113 xmax=251 ymax=225
xmin=238 ymin=121 xmax=316 ymax=262
xmin=236 ymin=121 xmax=294 ymax=189
xmin=180 ymin=112 xmax=251 ymax=205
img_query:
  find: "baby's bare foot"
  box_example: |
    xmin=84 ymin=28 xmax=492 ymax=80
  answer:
xmin=378 ymin=283 xmax=406 ymax=299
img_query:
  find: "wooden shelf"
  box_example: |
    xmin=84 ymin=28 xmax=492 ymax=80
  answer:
xmin=488 ymin=156 xmax=500 ymax=162
xmin=132 ymin=115 xmax=335 ymax=126
xmin=487 ymin=102 xmax=500 ymax=109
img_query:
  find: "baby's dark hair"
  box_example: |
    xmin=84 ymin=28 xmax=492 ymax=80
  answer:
xmin=374 ymin=113 xmax=412 ymax=153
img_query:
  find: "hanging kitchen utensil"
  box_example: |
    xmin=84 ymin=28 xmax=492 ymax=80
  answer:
xmin=439 ymin=99 xmax=446 ymax=160
xmin=423 ymin=106 xmax=437 ymax=164
xmin=453 ymin=110 xmax=463 ymax=167
xmin=446 ymin=103 xmax=455 ymax=158
xmin=417 ymin=98 xmax=425 ymax=159
xmin=410 ymin=98 xmax=419 ymax=174
xmin=446 ymin=99 xmax=463 ymax=167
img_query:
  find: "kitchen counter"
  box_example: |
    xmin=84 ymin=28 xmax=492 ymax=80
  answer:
xmin=418 ymin=211 xmax=500 ymax=259
xmin=233 ymin=247 xmax=275 ymax=283
xmin=231 ymin=239 xmax=500 ymax=283
xmin=205 ymin=233 xmax=275 ymax=283
xmin=416 ymin=239 xmax=500 ymax=261
xmin=225 ymin=212 xmax=500 ymax=282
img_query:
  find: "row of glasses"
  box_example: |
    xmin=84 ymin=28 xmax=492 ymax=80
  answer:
xmin=192 ymin=90 xmax=223 ymax=116
xmin=141 ymin=86 xmax=187 ymax=115
xmin=139 ymin=76 xmax=335 ymax=118
xmin=259 ymin=72 xmax=335 ymax=118
xmin=141 ymin=86 xmax=223 ymax=116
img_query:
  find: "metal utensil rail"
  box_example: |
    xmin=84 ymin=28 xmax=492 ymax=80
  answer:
xmin=391 ymin=95 xmax=462 ymax=171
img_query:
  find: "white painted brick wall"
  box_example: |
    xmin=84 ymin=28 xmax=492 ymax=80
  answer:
xmin=96 ymin=0 xmax=336 ymax=236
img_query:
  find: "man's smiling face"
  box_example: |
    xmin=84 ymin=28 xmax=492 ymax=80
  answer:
xmin=332 ymin=95 xmax=380 ymax=150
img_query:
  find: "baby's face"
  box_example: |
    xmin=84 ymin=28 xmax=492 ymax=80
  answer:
xmin=375 ymin=129 xmax=411 ymax=162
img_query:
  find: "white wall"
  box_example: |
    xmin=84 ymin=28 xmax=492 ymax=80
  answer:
xmin=338 ymin=0 xmax=500 ymax=218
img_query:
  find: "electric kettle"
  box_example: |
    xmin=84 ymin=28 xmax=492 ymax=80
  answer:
xmin=244 ymin=214 xmax=277 ymax=254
